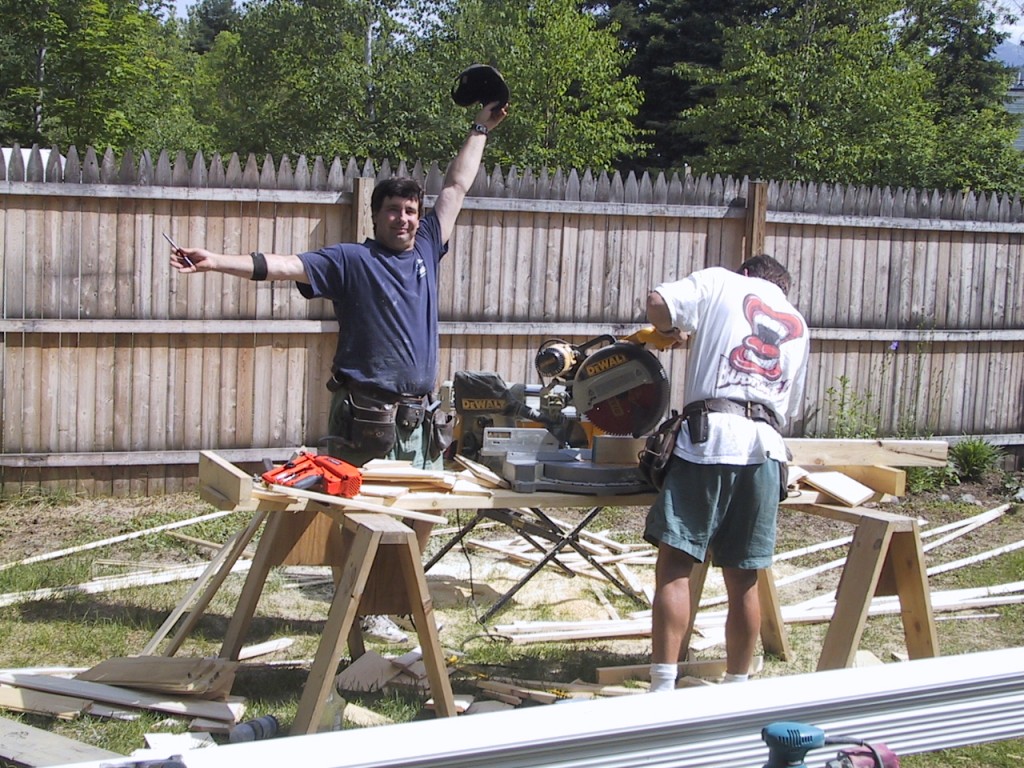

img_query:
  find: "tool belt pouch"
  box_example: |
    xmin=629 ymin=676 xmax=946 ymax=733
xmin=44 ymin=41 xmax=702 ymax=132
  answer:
xmin=777 ymin=460 xmax=790 ymax=502
xmin=685 ymin=407 xmax=709 ymax=444
xmin=396 ymin=401 xmax=427 ymax=431
xmin=345 ymin=391 xmax=397 ymax=454
xmin=429 ymin=406 xmax=455 ymax=461
xmin=638 ymin=410 xmax=684 ymax=491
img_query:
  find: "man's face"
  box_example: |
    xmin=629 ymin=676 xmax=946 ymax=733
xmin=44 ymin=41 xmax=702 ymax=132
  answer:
xmin=373 ymin=195 xmax=421 ymax=252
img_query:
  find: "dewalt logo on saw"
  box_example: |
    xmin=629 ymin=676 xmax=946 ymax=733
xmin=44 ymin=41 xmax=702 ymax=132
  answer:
xmin=582 ymin=352 xmax=629 ymax=377
xmin=460 ymin=398 xmax=507 ymax=411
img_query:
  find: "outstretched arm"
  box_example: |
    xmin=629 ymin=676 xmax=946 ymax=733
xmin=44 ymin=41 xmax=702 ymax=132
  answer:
xmin=433 ymin=101 xmax=508 ymax=243
xmin=170 ymin=247 xmax=309 ymax=283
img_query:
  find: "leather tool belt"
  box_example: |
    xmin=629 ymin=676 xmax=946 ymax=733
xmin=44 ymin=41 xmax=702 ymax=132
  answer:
xmin=682 ymin=398 xmax=780 ymax=443
xmin=683 ymin=398 xmax=780 ymax=428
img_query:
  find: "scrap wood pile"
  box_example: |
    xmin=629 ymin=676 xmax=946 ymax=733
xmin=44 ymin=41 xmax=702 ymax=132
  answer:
xmin=330 ymin=642 xmax=754 ymax=712
xmin=0 ymin=655 xmax=245 ymax=730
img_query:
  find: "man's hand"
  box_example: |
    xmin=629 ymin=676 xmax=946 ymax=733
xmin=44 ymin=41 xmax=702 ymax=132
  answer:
xmin=476 ymin=100 xmax=508 ymax=132
xmin=170 ymin=247 xmax=215 ymax=273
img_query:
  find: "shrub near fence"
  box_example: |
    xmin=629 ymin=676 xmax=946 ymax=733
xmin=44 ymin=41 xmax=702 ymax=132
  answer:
xmin=2 ymin=144 xmax=1024 ymax=496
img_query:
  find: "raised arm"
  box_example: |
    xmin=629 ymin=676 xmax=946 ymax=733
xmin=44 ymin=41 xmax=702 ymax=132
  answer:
xmin=433 ymin=101 xmax=508 ymax=243
xmin=170 ymin=247 xmax=309 ymax=283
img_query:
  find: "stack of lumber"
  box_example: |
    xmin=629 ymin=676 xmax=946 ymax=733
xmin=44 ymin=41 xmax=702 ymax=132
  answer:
xmin=76 ymin=656 xmax=238 ymax=700
xmin=0 ymin=657 xmax=245 ymax=727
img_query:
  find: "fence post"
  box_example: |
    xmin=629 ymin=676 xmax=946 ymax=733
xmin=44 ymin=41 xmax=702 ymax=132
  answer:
xmin=743 ymin=180 xmax=768 ymax=264
xmin=352 ymin=176 xmax=374 ymax=242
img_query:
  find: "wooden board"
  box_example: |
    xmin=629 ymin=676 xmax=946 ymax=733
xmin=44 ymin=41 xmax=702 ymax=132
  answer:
xmin=76 ymin=656 xmax=237 ymax=699
xmin=787 ymin=439 xmax=947 ymax=467
xmin=0 ymin=673 xmax=244 ymax=723
xmin=828 ymin=465 xmax=907 ymax=497
xmin=801 ymin=471 xmax=876 ymax=507
xmin=0 ymin=685 xmax=90 ymax=720
xmin=0 ymin=715 xmax=123 ymax=766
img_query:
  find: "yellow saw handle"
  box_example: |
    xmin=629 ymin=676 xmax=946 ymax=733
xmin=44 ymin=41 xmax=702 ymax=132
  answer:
xmin=623 ymin=324 xmax=679 ymax=351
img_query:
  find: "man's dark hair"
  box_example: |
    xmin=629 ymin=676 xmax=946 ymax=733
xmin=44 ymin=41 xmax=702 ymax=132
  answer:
xmin=739 ymin=254 xmax=791 ymax=294
xmin=371 ymin=177 xmax=424 ymax=218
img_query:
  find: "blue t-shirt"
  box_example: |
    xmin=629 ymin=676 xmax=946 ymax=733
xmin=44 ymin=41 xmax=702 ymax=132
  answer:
xmin=296 ymin=213 xmax=447 ymax=396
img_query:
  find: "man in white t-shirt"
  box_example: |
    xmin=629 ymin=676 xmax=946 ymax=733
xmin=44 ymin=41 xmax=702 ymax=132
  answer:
xmin=643 ymin=254 xmax=809 ymax=692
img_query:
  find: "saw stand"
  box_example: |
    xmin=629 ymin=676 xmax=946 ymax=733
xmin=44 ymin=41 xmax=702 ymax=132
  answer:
xmin=424 ymin=504 xmax=647 ymax=623
xmin=143 ymin=452 xmax=457 ymax=735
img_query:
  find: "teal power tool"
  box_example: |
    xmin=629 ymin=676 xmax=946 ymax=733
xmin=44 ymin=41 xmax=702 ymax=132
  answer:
xmin=761 ymin=722 xmax=900 ymax=768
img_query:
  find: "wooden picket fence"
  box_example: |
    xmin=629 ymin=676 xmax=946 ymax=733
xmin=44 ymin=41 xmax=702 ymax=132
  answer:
xmin=2 ymin=143 xmax=1023 ymax=495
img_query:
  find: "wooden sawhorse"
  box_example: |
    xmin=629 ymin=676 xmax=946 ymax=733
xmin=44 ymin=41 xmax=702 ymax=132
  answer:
xmin=678 ymin=499 xmax=938 ymax=671
xmin=145 ymin=453 xmax=457 ymax=734
xmin=791 ymin=503 xmax=938 ymax=670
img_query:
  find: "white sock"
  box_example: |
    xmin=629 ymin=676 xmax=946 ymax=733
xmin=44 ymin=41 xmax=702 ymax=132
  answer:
xmin=723 ymin=672 xmax=749 ymax=683
xmin=649 ymin=663 xmax=678 ymax=693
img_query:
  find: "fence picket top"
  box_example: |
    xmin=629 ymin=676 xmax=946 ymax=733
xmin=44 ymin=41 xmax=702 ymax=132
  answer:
xmin=192 ymin=151 xmax=210 ymax=187
xmin=29 ymin=144 xmax=45 ymax=181
xmin=98 ymin=148 xmax=116 ymax=183
xmin=152 ymin=150 xmax=170 ymax=185
xmin=489 ymin=164 xmax=507 ymax=198
xmin=277 ymin=155 xmax=294 ymax=190
xmin=942 ymin=190 xmax=959 ymax=219
xmin=169 ymin=150 xmax=188 ymax=186
xmin=7 ymin=143 xmax=25 ymax=180
xmin=137 ymin=150 xmax=153 ymax=186
xmin=63 ymin=146 xmax=80 ymax=183
xmin=117 ymin=149 xmax=133 ymax=184
xmin=19 ymin=144 xmax=38 ymax=181
xmin=258 ymin=155 xmax=275 ymax=187
xmin=10 ymin=143 xmax=1024 ymax=224
xmin=621 ymin=171 xmax=637 ymax=203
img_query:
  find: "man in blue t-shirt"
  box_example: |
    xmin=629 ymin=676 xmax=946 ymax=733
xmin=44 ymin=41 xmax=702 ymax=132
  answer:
xmin=174 ymin=101 xmax=507 ymax=643
xmin=174 ymin=100 xmax=507 ymax=472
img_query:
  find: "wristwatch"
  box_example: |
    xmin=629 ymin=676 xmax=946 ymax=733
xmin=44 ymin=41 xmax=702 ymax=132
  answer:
xmin=470 ymin=123 xmax=489 ymax=136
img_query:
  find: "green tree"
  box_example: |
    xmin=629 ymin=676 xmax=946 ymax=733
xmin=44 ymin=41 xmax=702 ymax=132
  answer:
xmin=583 ymin=0 xmax=772 ymax=172
xmin=187 ymin=0 xmax=240 ymax=54
xmin=0 ymin=0 xmax=203 ymax=152
xmin=204 ymin=0 xmax=428 ymax=158
xmin=675 ymin=0 xmax=1024 ymax=192
xmin=897 ymin=0 xmax=1024 ymax=191
xmin=414 ymin=0 xmax=643 ymax=170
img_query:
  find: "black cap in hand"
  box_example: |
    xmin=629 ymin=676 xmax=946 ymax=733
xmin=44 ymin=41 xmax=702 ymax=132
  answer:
xmin=451 ymin=64 xmax=509 ymax=108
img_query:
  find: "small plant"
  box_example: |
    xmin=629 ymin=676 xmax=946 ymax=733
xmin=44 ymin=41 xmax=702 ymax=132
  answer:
xmin=823 ymin=375 xmax=879 ymax=438
xmin=948 ymin=437 xmax=1004 ymax=483
xmin=905 ymin=464 xmax=960 ymax=494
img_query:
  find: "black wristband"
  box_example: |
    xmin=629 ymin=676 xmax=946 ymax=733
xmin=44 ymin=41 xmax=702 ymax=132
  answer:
xmin=250 ymin=251 xmax=267 ymax=281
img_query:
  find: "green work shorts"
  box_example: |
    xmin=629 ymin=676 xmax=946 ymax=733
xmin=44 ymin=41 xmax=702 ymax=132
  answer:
xmin=643 ymin=457 xmax=782 ymax=569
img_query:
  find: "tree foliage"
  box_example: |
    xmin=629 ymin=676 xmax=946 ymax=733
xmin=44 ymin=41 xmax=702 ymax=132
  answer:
xmin=0 ymin=0 xmax=198 ymax=149
xmin=0 ymin=0 xmax=1022 ymax=195
xmin=583 ymin=0 xmax=771 ymax=171
xmin=673 ymin=0 xmax=1024 ymax=192
xmin=413 ymin=0 xmax=644 ymax=170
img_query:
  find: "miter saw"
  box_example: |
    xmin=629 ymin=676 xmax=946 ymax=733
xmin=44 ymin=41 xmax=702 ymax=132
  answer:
xmin=452 ymin=328 xmax=673 ymax=493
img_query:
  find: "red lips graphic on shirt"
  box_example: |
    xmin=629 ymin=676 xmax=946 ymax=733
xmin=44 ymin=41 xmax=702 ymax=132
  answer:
xmin=728 ymin=295 xmax=804 ymax=381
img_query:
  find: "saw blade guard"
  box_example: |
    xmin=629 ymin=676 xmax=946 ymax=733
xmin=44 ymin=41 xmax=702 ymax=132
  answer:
xmin=571 ymin=342 xmax=670 ymax=437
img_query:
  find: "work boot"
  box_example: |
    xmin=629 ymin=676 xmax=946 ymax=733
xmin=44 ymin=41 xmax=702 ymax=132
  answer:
xmin=360 ymin=614 xmax=409 ymax=643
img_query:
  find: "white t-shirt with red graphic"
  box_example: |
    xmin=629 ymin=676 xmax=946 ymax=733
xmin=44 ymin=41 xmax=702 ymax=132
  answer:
xmin=654 ymin=267 xmax=809 ymax=466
